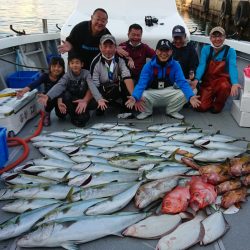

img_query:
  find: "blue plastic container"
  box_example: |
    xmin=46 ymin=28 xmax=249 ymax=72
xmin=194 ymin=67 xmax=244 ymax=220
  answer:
xmin=6 ymin=71 xmax=40 ymax=88
xmin=0 ymin=127 xmax=8 ymax=169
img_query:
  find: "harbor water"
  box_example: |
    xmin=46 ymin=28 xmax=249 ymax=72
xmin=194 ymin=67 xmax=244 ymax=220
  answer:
xmin=0 ymin=0 xmax=249 ymax=41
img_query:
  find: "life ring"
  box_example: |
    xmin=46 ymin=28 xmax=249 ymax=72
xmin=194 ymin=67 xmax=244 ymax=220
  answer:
xmin=220 ymin=0 xmax=231 ymax=18
xmin=202 ymin=0 xmax=209 ymax=13
xmin=234 ymin=1 xmax=250 ymax=27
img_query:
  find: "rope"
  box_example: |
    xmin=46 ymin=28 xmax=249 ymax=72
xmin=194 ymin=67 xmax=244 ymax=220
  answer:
xmin=0 ymin=110 xmax=45 ymax=174
xmin=0 ymin=57 xmax=47 ymax=70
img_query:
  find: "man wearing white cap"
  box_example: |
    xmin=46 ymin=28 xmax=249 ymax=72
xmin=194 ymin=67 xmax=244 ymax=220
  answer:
xmin=89 ymin=34 xmax=134 ymax=117
xmin=125 ymin=39 xmax=200 ymax=120
xmin=191 ymin=26 xmax=241 ymax=113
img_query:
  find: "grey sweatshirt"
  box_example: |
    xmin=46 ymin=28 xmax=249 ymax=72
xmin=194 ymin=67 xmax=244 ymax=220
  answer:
xmin=47 ymin=69 xmax=92 ymax=100
xmin=89 ymin=54 xmax=131 ymax=101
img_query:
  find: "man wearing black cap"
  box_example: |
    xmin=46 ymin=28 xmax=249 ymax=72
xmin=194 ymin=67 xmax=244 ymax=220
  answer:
xmin=126 ymin=39 xmax=200 ymax=120
xmin=172 ymin=25 xmax=199 ymax=85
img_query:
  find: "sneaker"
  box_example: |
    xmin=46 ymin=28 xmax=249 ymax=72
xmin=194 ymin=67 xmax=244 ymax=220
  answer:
xmin=167 ymin=112 xmax=184 ymax=120
xmin=43 ymin=112 xmax=51 ymax=126
xmin=117 ymin=113 xmax=134 ymax=119
xmin=136 ymin=112 xmax=152 ymax=120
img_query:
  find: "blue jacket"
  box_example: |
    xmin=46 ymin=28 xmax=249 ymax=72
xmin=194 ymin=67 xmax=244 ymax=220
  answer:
xmin=195 ymin=45 xmax=238 ymax=84
xmin=132 ymin=56 xmax=194 ymax=101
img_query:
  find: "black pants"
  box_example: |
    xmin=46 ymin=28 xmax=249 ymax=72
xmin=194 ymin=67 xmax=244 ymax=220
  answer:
xmin=62 ymin=91 xmax=97 ymax=126
xmin=98 ymin=82 xmax=130 ymax=112
xmin=45 ymin=98 xmax=66 ymax=118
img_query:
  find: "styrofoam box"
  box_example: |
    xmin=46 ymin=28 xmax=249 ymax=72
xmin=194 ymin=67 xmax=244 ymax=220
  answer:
xmin=240 ymin=89 xmax=250 ymax=112
xmin=231 ymin=100 xmax=250 ymax=127
xmin=243 ymin=75 xmax=250 ymax=93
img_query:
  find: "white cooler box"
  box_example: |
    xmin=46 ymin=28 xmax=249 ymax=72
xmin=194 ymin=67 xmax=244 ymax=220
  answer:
xmin=231 ymin=100 xmax=250 ymax=127
xmin=0 ymin=88 xmax=38 ymax=136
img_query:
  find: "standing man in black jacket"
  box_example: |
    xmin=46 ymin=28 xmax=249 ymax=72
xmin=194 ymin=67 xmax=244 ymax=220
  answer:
xmin=172 ymin=25 xmax=199 ymax=90
xmin=58 ymin=8 xmax=110 ymax=70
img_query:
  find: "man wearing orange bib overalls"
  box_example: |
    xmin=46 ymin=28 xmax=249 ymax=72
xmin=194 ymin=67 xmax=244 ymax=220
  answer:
xmin=191 ymin=27 xmax=241 ymax=113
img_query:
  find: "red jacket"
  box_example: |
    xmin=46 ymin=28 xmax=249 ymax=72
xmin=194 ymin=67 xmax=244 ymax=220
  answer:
xmin=119 ymin=41 xmax=155 ymax=81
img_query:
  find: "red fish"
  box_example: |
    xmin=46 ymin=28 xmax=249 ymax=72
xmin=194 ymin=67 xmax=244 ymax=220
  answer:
xmin=181 ymin=157 xmax=231 ymax=185
xmin=161 ymin=186 xmax=190 ymax=214
xmin=241 ymin=174 xmax=250 ymax=186
xmin=230 ymin=156 xmax=250 ymax=176
xmin=221 ymin=187 xmax=247 ymax=208
xmin=189 ymin=176 xmax=217 ymax=211
xmin=216 ymin=179 xmax=242 ymax=194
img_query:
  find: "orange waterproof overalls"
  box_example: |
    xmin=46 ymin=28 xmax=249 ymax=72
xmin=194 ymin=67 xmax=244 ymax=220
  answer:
xmin=197 ymin=45 xmax=231 ymax=113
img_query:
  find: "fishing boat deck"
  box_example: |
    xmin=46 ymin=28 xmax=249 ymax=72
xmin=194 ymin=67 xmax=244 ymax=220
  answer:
xmin=0 ymin=104 xmax=249 ymax=250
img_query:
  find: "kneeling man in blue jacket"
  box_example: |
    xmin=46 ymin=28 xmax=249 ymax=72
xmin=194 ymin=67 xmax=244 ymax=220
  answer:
xmin=126 ymin=39 xmax=200 ymax=120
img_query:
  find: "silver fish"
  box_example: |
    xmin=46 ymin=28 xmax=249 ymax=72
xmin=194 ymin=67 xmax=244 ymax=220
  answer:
xmin=86 ymin=138 xmax=119 ymax=148
xmin=2 ymin=198 xmax=61 ymax=213
xmin=72 ymin=182 xmax=135 ymax=201
xmin=0 ymin=203 xmax=60 ymax=241
xmin=13 ymin=184 xmax=78 ymax=200
xmin=135 ymin=177 xmax=179 ymax=209
xmin=83 ymin=172 xmax=139 ymax=188
xmin=146 ymin=166 xmax=190 ymax=180
xmin=36 ymin=198 xmax=106 ymax=226
xmin=37 ymin=169 xmax=85 ymax=181
xmin=170 ymin=132 xmax=205 ymax=143
xmin=201 ymin=211 xmax=229 ymax=245
xmin=71 ymin=155 xmax=108 ymax=164
xmin=156 ymin=212 xmax=206 ymax=250
xmin=49 ymin=131 xmax=84 ymax=139
xmin=194 ymin=139 xmax=247 ymax=151
xmin=39 ymin=147 xmax=74 ymax=163
xmin=147 ymin=122 xmax=182 ymax=132
xmin=201 ymin=134 xmax=239 ymax=143
xmin=28 ymin=158 xmax=74 ymax=168
xmin=17 ymin=212 xmax=148 ymax=249
xmin=32 ymin=141 xmax=75 ymax=149
xmin=4 ymin=173 xmax=57 ymax=185
xmin=90 ymin=123 xmax=116 ymax=130
xmin=85 ymin=182 xmax=141 ymax=215
xmin=108 ymin=154 xmax=165 ymax=169
xmin=194 ymin=149 xmax=246 ymax=162
xmin=123 ymin=214 xmax=182 ymax=239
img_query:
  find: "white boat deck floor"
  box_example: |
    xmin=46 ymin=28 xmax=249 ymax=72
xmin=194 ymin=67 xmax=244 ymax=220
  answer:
xmin=0 ymin=105 xmax=249 ymax=250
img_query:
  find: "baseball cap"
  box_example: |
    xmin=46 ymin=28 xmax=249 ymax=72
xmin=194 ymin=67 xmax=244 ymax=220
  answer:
xmin=172 ymin=25 xmax=186 ymax=37
xmin=100 ymin=34 xmax=116 ymax=45
xmin=156 ymin=39 xmax=172 ymax=50
xmin=209 ymin=26 xmax=225 ymax=36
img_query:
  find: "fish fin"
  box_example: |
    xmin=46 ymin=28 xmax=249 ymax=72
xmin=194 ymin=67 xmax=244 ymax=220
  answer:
xmin=61 ymin=171 xmax=71 ymax=182
xmin=61 ymin=242 xmax=79 ymax=250
xmin=215 ymin=130 xmax=221 ymax=134
xmin=111 ymin=232 xmax=124 ymax=237
xmin=66 ymin=187 xmax=74 ymax=203
xmin=168 ymin=149 xmax=179 ymax=161
xmin=68 ymin=147 xmax=80 ymax=155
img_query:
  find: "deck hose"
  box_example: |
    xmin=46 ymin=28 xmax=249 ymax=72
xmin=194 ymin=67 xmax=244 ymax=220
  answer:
xmin=0 ymin=110 xmax=44 ymax=174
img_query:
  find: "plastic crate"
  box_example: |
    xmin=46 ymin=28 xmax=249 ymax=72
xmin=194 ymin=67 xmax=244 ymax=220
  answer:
xmin=0 ymin=127 xmax=8 ymax=169
xmin=6 ymin=71 xmax=40 ymax=88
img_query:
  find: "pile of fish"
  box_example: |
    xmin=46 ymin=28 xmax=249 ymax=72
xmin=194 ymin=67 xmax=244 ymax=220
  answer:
xmin=0 ymin=122 xmax=249 ymax=249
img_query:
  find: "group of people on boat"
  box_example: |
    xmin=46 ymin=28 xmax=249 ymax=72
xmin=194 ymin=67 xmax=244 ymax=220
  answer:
xmin=16 ymin=8 xmax=241 ymax=127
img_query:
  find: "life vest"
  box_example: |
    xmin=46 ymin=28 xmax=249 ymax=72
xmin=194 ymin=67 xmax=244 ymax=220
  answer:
xmin=150 ymin=66 xmax=171 ymax=89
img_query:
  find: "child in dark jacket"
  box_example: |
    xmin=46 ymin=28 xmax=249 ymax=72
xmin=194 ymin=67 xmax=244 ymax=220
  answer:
xmin=16 ymin=57 xmax=65 ymax=126
xmin=38 ymin=53 xmax=95 ymax=127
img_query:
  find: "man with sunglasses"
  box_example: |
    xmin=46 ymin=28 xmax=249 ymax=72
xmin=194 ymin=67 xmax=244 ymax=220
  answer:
xmin=191 ymin=26 xmax=241 ymax=113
